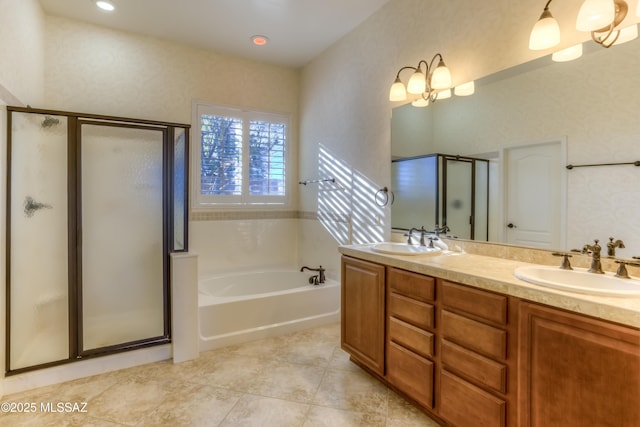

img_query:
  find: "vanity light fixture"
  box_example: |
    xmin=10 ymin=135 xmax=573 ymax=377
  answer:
xmin=529 ymin=0 xmax=561 ymax=50
xmin=95 ymin=0 xmax=115 ymax=12
xmin=531 ymin=0 xmax=636 ymax=50
xmin=389 ymin=53 xmax=452 ymax=103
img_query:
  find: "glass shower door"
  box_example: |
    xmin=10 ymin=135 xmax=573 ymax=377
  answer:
xmin=80 ymin=123 xmax=166 ymax=352
xmin=444 ymin=158 xmax=473 ymax=240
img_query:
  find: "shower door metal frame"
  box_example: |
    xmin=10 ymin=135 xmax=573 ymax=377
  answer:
xmin=5 ymin=106 xmax=190 ymax=375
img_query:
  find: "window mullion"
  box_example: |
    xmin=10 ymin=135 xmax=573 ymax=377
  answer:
xmin=241 ymin=115 xmax=250 ymax=203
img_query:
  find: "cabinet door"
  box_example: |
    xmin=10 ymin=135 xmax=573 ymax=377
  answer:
xmin=519 ymin=302 xmax=640 ymax=427
xmin=341 ymin=256 xmax=385 ymax=375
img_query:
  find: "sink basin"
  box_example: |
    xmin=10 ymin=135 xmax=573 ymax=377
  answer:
xmin=514 ymin=266 xmax=640 ymax=297
xmin=371 ymin=242 xmax=441 ymax=256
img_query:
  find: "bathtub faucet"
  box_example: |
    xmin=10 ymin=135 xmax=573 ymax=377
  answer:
xmin=300 ymin=265 xmax=325 ymax=285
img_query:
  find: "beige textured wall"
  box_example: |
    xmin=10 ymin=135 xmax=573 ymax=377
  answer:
xmin=44 ymin=16 xmax=299 ymax=125
xmin=299 ymin=0 xmax=640 ymax=254
xmin=42 ymin=15 xmax=303 ymax=272
xmin=0 ymin=0 xmax=45 ymax=105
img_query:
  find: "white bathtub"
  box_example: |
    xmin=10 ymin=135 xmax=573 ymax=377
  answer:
xmin=198 ymin=270 xmax=340 ymax=351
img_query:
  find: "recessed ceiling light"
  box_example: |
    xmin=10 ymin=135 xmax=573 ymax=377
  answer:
xmin=251 ymin=35 xmax=269 ymax=46
xmin=96 ymin=1 xmax=115 ymax=12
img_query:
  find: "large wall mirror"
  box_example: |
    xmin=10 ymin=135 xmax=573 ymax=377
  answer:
xmin=391 ymin=37 xmax=640 ymax=256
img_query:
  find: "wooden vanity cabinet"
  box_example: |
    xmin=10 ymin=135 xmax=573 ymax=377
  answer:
xmin=518 ymin=302 xmax=640 ymax=427
xmin=438 ymin=280 xmax=518 ymax=427
xmin=386 ymin=267 xmax=436 ymax=409
xmin=341 ymin=254 xmax=640 ymax=427
xmin=341 ymin=256 xmax=386 ymax=375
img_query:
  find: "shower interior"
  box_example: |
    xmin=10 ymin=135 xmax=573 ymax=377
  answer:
xmin=5 ymin=107 xmax=189 ymax=374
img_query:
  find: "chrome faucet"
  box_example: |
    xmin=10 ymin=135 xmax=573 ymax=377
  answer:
xmin=582 ymin=239 xmax=604 ymax=274
xmin=407 ymin=227 xmax=420 ymax=245
xmin=418 ymin=226 xmax=427 ymax=246
xmin=607 ymin=237 xmax=625 ymax=257
xmin=433 ymin=224 xmax=450 ymax=236
xmin=408 ymin=226 xmax=429 ymax=246
xmin=300 ymin=265 xmax=325 ymax=284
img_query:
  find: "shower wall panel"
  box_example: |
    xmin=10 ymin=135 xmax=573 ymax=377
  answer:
xmin=8 ymin=112 xmax=69 ymax=370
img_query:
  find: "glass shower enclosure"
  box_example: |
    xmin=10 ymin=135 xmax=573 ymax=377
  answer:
xmin=5 ymin=107 xmax=189 ymax=373
xmin=391 ymin=153 xmax=489 ymax=240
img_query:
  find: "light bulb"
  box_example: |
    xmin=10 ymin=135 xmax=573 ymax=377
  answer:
xmin=411 ymin=97 xmax=429 ymax=107
xmin=407 ymin=68 xmax=427 ymax=94
xmin=612 ymin=24 xmax=638 ymax=45
xmin=430 ymin=60 xmax=452 ymax=90
xmin=389 ymin=78 xmax=407 ymax=102
xmin=529 ymin=9 xmax=561 ymax=50
xmin=576 ymin=0 xmax=615 ymax=32
xmin=552 ymin=44 xmax=583 ymax=62
xmin=454 ymin=81 xmax=475 ymax=96
xmin=436 ymin=89 xmax=452 ymax=100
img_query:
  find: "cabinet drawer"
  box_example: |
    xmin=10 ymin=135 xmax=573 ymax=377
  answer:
xmin=441 ymin=310 xmax=507 ymax=360
xmin=388 ymin=268 xmax=435 ymax=302
xmin=440 ymin=370 xmax=506 ymax=427
xmin=388 ymin=316 xmax=434 ymax=358
xmin=388 ymin=293 xmax=435 ymax=330
xmin=441 ymin=280 xmax=508 ymax=325
xmin=442 ymin=339 xmax=507 ymax=394
xmin=386 ymin=341 xmax=434 ymax=409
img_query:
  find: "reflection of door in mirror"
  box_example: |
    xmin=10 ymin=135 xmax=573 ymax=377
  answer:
xmin=504 ymin=140 xmax=566 ymax=249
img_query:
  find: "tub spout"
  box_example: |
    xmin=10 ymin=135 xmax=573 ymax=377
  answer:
xmin=300 ymin=265 xmax=325 ymax=284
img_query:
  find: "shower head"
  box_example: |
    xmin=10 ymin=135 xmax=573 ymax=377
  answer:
xmin=42 ymin=116 xmax=60 ymax=128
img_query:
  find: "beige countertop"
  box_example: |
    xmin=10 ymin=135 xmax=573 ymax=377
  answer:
xmin=339 ymin=244 xmax=640 ymax=329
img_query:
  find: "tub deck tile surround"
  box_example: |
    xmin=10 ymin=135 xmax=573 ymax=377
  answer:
xmin=0 ymin=323 xmax=441 ymax=427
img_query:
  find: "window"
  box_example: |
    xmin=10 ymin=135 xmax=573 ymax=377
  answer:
xmin=194 ymin=103 xmax=289 ymax=207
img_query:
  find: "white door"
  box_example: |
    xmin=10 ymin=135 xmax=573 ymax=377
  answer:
xmin=504 ymin=141 xmax=566 ymax=249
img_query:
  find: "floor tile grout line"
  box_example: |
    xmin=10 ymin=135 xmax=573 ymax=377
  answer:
xmin=2 ymin=324 xmax=436 ymax=426
xmin=301 ymin=362 xmax=331 ymax=424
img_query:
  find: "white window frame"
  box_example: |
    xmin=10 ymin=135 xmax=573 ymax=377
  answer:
xmin=192 ymin=102 xmax=291 ymax=209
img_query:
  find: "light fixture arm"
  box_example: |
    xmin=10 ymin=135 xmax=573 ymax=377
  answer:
xmin=593 ymin=25 xmax=620 ymax=47
xmin=429 ymin=53 xmax=444 ymax=68
xmin=393 ymin=65 xmax=419 ymax=80
xmin=591 ymin=0 xmax=628 ymax=47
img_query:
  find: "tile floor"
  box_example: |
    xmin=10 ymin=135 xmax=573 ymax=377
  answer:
xmin=1 ymin=323 xmax=442 ymax=426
